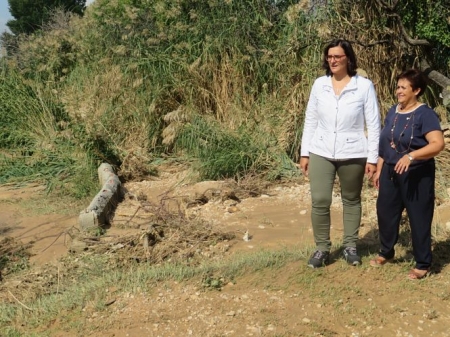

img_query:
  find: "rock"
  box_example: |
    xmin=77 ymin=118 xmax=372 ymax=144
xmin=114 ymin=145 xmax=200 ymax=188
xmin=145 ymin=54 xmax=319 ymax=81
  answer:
xmin=227 ymin=206 xmax=239 ymax=213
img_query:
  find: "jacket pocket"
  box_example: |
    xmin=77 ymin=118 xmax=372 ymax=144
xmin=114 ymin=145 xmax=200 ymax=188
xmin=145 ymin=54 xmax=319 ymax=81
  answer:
xmin=342 ymin=135 xmax=366 ymax=155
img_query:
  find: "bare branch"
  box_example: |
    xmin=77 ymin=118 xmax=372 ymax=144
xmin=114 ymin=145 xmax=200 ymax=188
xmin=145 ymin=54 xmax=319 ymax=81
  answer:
xmin=392 ymin=14 xmax=431 ymax=46
xmin=352 ymin=39 xmax=390 ymax=48
xmin=374 ymin=0 xmax=399 ymax=11
xmin=374 ymin=0 xmax=431 ymax=46
xmin=420 ymin=60 xmax=450 ymax=88
xmin=420 ymin=60 xmax=450 ymax=107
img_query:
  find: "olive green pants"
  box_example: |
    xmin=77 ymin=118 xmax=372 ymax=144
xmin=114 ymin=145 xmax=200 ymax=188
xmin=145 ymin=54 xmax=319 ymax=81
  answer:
xmin=308 ymin=153 xmax=366 ymax=252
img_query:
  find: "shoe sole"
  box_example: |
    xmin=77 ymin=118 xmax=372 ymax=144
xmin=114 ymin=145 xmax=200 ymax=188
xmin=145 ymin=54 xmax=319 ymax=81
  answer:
xmin=349 ymin=260 xmax=361 ymax=266
xmin=343 ymin=253 xmax=361 ymax=266
xmin=307 ymin=260 xmax=329 ymax=269
xmin=307 ymin=264 xmax=327 ymax=269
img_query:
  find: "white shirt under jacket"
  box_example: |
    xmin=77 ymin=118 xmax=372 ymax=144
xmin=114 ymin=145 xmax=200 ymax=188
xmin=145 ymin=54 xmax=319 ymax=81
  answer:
xmin=300 ymin=74 xmax=380 ymax=164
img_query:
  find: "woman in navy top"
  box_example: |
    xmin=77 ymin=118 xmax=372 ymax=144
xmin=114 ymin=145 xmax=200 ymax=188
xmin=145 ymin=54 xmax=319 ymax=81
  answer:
xmin=371 ymin=69 xmax=445 ymax=279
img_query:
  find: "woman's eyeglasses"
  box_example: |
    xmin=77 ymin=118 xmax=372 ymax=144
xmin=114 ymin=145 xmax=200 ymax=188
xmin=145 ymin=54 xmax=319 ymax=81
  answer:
xmin=326 ymin=55 xmax=346 ymax=61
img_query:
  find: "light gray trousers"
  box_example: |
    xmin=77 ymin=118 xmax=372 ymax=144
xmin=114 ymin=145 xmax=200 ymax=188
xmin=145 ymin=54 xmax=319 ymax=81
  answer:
xmin=308 ymin=153 xmax=366 ymax=252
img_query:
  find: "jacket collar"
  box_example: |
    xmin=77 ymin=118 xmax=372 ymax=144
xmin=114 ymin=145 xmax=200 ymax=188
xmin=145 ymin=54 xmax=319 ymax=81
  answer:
xmin=323 ymin=75 xmax=359 ymax=93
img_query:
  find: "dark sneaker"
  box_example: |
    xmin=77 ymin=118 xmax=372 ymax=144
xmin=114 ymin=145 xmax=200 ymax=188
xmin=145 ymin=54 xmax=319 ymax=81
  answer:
xmin=307 ymin=250 xmax=330 ymax=268
xmin=343 ymin=247 xmax=361 ymax=266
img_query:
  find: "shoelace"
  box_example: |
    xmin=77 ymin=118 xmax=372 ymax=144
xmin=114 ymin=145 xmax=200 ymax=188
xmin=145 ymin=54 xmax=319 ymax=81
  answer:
xmin=312 ymin=250 xmax=326 ymax=259
xmin=345 ymin=247 xmax=357 ymax=255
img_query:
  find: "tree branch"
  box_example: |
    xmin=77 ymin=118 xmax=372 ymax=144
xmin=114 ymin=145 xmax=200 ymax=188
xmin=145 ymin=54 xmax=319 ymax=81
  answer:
xmin=420 ymin=60 xmax=450 ymax=107
xmin=392 ymin=14 xmax=431 ymax=46
xmin=374 ymin=0 xmax=399 ymax=11
xmin=374 ymin=0 xmax=431 ymax=46
xmin=352 ymin=39 xmax=390 ymax=48
xmin=374 ymin=0 xmax=448 ymax=106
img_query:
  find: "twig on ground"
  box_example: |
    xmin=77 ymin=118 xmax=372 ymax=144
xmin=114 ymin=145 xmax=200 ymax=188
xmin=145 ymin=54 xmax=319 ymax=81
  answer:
xmin=40 ymin=231 xmax=67 ymax=253
xmin=124 ymin=206 xmax=141 ymax=227
xmin=8 ymin=290 xmax=33 ymax=311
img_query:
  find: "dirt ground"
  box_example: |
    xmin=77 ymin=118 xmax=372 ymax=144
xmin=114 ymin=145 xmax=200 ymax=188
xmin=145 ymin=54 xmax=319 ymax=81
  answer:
xmin=2 ymin=169 xmax=450 ymax=337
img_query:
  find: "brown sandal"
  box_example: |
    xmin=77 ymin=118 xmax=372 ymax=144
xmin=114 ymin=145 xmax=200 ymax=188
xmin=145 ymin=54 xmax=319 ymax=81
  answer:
xmin=369 ymin=255 xmax=392 ymax=267
xmin=407 ymin=268 xmax=429 ymax=280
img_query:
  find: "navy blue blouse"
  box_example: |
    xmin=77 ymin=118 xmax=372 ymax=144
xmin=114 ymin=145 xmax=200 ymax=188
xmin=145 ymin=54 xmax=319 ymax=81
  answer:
xmin=379 ymin=104 xmax=441 ymax=166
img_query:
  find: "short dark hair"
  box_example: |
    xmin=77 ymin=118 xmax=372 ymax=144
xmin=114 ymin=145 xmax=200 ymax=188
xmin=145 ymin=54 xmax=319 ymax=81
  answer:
xmin=322 ymin=39 xmax=358 ymax=77
xmin=396 ymin=69 xmax=428 ymax=97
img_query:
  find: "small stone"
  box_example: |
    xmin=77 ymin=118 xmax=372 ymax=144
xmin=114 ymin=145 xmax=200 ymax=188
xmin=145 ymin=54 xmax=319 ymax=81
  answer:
xmin=228 ymin=206 xmax=239 ymax=213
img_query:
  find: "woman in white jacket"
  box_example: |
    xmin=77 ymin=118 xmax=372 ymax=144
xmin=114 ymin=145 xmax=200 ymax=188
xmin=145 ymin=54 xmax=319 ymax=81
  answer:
xmin=299 ymin=39 xmax=381 ymax=268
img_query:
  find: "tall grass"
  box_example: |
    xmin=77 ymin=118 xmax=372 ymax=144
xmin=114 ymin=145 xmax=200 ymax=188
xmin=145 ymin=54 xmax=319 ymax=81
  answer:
xmin=1 ymin=0 xmax=320 ymax=191
xmin=173 ymin=115 xmax=298 ymax=180
xmin=0 ymin=65 xmax=98 ymax=197
xmin=1 ymin=0 xmax=447 ymax=195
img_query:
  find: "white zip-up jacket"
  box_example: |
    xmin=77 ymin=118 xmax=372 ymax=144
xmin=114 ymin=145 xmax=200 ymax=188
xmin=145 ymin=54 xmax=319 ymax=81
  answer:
xmin=300 ymin=74 xmax=381 ymax=164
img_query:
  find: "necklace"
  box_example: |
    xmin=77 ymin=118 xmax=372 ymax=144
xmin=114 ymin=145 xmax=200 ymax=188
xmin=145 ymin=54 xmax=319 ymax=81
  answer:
xmin=390 ymin=110 xmax=415 ymax=154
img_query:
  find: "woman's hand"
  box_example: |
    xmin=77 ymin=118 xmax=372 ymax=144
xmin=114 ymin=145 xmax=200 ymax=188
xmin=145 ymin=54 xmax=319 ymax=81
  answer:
xmin=298 ymin=157 xmax=310 ymax=177
xmin=373 ymin=171 xmax=381 ymax=189
xmin=394 ymin=155 xmax=412 ymax=174
xmin=373 ymin=157 xmax=384 ymax=189
xmin=365 ymin=163 xmax=377 ymax=179
xmin=394 ymin=130 xmax=445 ymax=174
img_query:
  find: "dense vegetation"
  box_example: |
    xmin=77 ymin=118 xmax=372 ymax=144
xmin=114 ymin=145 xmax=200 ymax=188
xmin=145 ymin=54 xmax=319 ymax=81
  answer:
xmin=6 ymin=0 xmax=86 ymax=35
xmin=0 ymin=0 xmax=449 ymax=199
